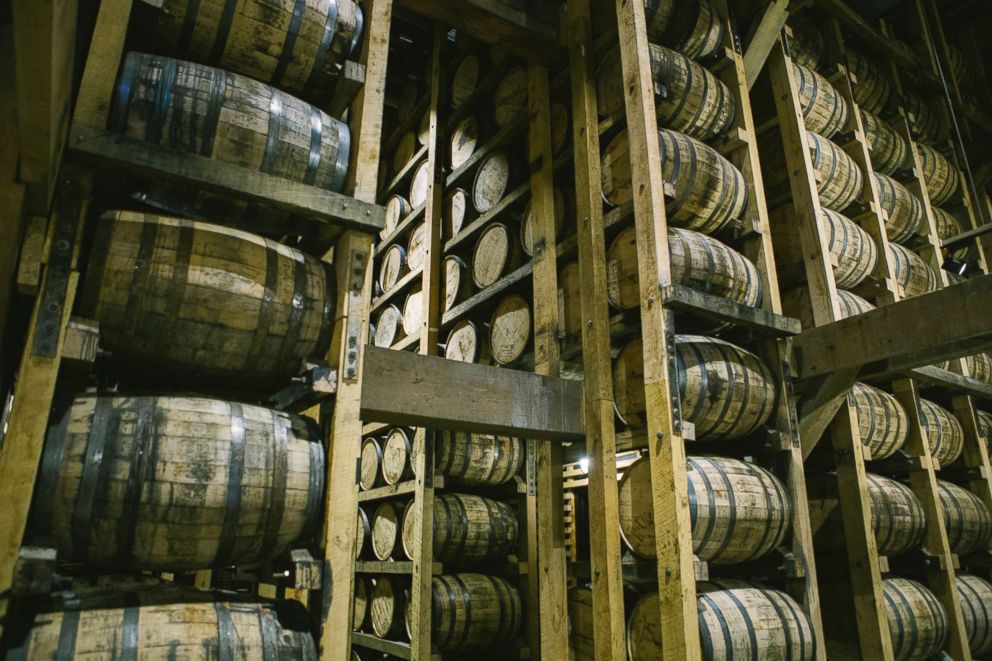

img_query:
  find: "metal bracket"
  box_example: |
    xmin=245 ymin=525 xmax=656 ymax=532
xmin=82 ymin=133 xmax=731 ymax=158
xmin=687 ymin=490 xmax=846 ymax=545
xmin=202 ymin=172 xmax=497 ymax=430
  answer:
xmin=33 ymin=187 xmax=83 ymax=357
xmin=343 ymin=248 xmax=368 ymax=383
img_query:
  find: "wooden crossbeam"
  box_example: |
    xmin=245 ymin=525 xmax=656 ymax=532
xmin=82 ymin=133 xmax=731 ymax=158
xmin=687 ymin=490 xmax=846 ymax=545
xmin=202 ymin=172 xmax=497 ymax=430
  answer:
xmin=814 ymin=0 xmax=930 ymax=76
xmin=793 ymin=275 xmax=992 ymax=380
xmin=359 ymin=346 xmax=585 ymax=439
xmin=743 ymin=0 xmax=790 ymax=88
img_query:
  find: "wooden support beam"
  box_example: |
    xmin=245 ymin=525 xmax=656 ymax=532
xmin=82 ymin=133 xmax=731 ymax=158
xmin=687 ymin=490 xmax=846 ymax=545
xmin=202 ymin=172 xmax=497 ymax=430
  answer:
xmin=359 ymin=346 xmax=585 ymax=440
xmin=793 ymin=275 xmax=992 ymax=380
xmin=814 ymin=0 xmax=930 ymax=75
xmin=743 ymin=0 xmax=790 ymax=89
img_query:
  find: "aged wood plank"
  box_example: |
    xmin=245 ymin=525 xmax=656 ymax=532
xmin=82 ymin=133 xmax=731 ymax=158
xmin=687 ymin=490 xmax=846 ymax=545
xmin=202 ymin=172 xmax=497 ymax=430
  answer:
xmin=72 ymin=0 xmax=132 ymax=129
xmin=662 ymin=285 xmax=800 ymax=336
xmin=815 ymin=0 xmax=929 ymax=74
xmin=743 ymin=0 xmax=790 ymax=88
xmin=360 ymin=347 xmax=584 ymax=439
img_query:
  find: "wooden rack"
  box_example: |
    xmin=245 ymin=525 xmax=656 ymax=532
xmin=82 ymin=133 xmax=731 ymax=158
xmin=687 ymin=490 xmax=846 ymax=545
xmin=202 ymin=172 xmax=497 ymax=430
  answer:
xmin=563 ymin=0 xmax=824 ymax=658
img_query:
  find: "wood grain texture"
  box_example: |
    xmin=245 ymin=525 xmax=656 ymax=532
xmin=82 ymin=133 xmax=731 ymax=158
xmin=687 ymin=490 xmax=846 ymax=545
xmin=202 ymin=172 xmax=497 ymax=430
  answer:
xmin=845 ymin=49 xmax=891 ymax=115
xmin=435 ymin=431 xmax=523 ymax=486
xmin=860 ymin=110 xmax=908 ymax=176
xmin=793 ymin=62 xmax=849 ymax=138
xmin=937 ymin=480 xmax=992 ymax=555
xmin=957 ymin=574 xmax=992 ymax=657
xmin=866 ymin=473 xmax=926 ymax=557
xmin=400 ymin=494 xmax=518 ymax=566
xmin=873 ymin=173 xmax=924 ymax=245
xmin=920 ymin=399 xmax=965 ymax=466
xmin=849 ymin=383 xmax=908 ymax=460
xmin=429 ymin=573 xmax=522 ymax=653
xmin=882 ymin=578 xmax=949 ymax=661
xmin=643 ymin=0 xmax=723 ymax=61
xmin=916 ymin=143 xmax=959 ymax=206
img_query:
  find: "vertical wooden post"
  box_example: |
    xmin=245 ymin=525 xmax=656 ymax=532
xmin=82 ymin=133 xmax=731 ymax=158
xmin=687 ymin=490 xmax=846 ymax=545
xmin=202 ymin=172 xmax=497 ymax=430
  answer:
xmin=564 ymin=1 xmax=626 ymax=659
xmin=612 ymin=0 xmax=699 ymax=657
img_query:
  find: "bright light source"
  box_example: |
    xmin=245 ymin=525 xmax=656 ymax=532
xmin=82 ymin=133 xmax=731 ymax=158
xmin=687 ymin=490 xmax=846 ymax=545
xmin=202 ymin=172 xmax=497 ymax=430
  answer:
xmin=579 ymin=457 xmax=589 ymax=474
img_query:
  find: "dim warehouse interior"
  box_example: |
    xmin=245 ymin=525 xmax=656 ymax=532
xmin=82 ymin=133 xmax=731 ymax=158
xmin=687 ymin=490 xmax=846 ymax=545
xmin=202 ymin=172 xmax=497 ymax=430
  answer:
xmin=2 ymin=0 xmax=992 ymax=658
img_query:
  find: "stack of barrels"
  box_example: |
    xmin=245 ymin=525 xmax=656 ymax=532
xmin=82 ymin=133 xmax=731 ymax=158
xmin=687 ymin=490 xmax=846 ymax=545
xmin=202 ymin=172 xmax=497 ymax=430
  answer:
xmin=354 ymin=428 xmax=525 ymax=652
xmin=13 ymin=1 xmax=371 ymax=653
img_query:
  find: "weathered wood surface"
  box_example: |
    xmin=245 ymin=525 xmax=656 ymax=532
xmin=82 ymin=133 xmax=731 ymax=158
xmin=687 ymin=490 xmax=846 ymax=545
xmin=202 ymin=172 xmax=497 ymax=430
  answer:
xmin=845 ymin=49 xmax=891 ymax=115
xmin=866 ymin=473 xmax=926 ymax=557
xmin=873 ymin=173 xmax=924 ymax=245
xmin=882 ymin=578 xmax=949 ymax=661
xmin=860 ymin=110 xmax=907 ymax=176
xmin=369 ymin=575 xmax=406 ymax=638
xmin=957 ymin=574 xmax=992 ymax=657
xmin=435 ymin=430 xmax=524 ymax=486
xmin=400 ymin=494 xmax=518 ymax=566
xmin=370 ymin=500 xmax=403 ymax=560
xmin=920 ymin=399 xmax=965 ymax=466
xmin=937 ymin=480 xmax=992 ymax=554
xmin=916 ymin=143 xmax=959 ymax=206
xmin=380 ymin=427 xmax=413 ymax=485
xmin=850 ymin=383 xmax=908 ymax=460
xmin=430 ymin=573 xmax=522 ymax=653
xmin=489 ymin=293 xmax=531 ymax=366
xmin=785 ymin=14 xmax=825 ymax=71
xmin=643 ymin=0 xmax=724 ymax=61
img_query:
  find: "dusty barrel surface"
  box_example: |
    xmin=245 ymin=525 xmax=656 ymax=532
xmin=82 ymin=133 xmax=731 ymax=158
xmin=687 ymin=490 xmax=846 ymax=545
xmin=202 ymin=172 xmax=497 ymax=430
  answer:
xmin=378 ymin=244 xmax=406 ymax=293
xmin=489 ymin=294 xmax=531 ymax=365
xmin=888 ymin=243 xmax=937 ymax=299
xmin=883 ymin=578 xmax=948 ymax=661
xmin=83 ymin=212 xmax=334 ymax=387
xmin=866 ymin=473 xmax=925 ymax=557
xmin=627 ymin=581 xmax=816 ymax=660
xmin=444 ymin=320 xmax=486 ymax=364
xmin=807 ymin=131 xmax=863 ymax=212
xmin=861 ymin=110 xmax=907 ymax=176
xmin=822 ymin=208 xmax=877 ymax=288
xmin=837 ymin=289 xmax=875 ymax=319
xmin=957 ymin=573 xmax=992 ymax=657
xmin=359 ymin=437 xmax=383 ymax=490
xmin=401 ymin=494 xmax=518 ymax=566
xmin=605 ymin=226 xmax=762 ymax=310
xmin=786 ymin=14 xmax=825 ymax=71
xmin=371 ymin=500 xmax=404 ymax=560
xmin=849 ymin=382 xmax=908 ymax=460
xmin=8 ymin=590 xmax=317 ymax=659
xmin=370 ymin=576 xmax=407 ymax=638
xmin=597 ymin=44 xmax=735 ymax=141
xmin=435 ymin=431 xmax=523 ymax=486
xmin=112 ymin=53 xmax=350 ymax=191
xmin=381 ymin=428 xmax=413 ymax=485
xmin=427 ymin=574 xmax=522 ymax=653
xmin=846 ymin=49 xmax=891 ymax=115
xmin=614 ymin=335 xmax=777 ymax=439
xmin=905 ymin=94 xmax=940 ymax=144
xmin=919 ymin=398 xmax=964 ymax=466
xmin=642 ymin=0 xmax=724 ymax=60
xmin=618 ymin=455 xmax=791 ymax=565
xmin=793 ymin=62 xmax=848 ymax=138
xmin=493 ymin=67 xmax=528 ymax=128
xmin=472 ymin=222 xmax=514 ymax=289
xmin=155 ymin=0 xmax=362 ymax=98
xmin=602 ymin=129 xmax=748 ymax=234
xmin=520 ymin=188 xmax=566 ymax=257
xmin=916 ymin=143 xmax=959 ymax=205
xmin=36 ymin=395 xmax=323 ymax=571
xmin=873 ymin=173 xmax=923 ymax=244
xmin=937 ymin=480 xmax=992 ymax=555
xmin=932 ymin=207 xmax=967 ymax=259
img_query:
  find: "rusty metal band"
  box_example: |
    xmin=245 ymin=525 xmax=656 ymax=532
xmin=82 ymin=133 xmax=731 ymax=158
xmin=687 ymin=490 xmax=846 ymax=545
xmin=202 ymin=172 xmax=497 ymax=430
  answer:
xmin=34 ymin=396 xmax=75 ymax=536
xmin=259 ymin=409 xmax=289 ymax=557
xmin=261 ymin=91 xmax=285 ymax=175
xmin=215 ymin=602 xmax=237 ymax=661
xmin=272 ymin=0 xmax=307 ymax=87
xmin=300 ymin=438 xmax=325 ymax=545
xmin=119 ymin=598 xmax=140 ymax=661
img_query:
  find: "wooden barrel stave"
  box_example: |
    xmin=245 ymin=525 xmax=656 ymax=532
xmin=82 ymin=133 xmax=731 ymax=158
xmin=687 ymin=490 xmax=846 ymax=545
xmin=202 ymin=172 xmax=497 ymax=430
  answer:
xmin=866 ymin=473 xmax=925 ymax=556
xmin=401 ymin=289 xmax=424 ymax=338
xmin=383 ymin=195 xmax=411 ymax=239
xmin=916 ymin=143 xmax=959 ymax=205
xmin=618 ymin=455 xmax=791 ymax=564
xmin=597 ymin=44 xmax=735 ymax=141
xmin=37 ymin=395 xmax=323 ymax=570
xmin=846 ymin=49 xmax=891 ymax=115
xmin=489 ymin=294 xmax=531 ymax=365
xmin=904 ymin=93 xmax=940 ymax=144
xmin=932 ymin=207 xmax=968 ymax=259
xmin=920 ymin=398 xmax=965 ymax=466
xmin=359 ymin=437 xmax=384 ymax=490
xmin=370 ymin=576 xmax=407 ymax=638
xmin=837 ymin=289 xmax=876 ymax=319
xmin=381 ymin=428 xmax=414 ymax=485
xmin=786 ymin=14 xmax=825 ymax=71
xmin=793 ymin=62 xmax=849 ymax=138
xmin=643 ymin=0 xmax=724 ymax=61
xmin=888 ymin=243 xmax=937 ymax=299
xmin=977 ymin=409 xmax=992 ymax=447
xmin=873 ymin=173 xmax=924 ymax=244
xmin=627 ymin=581 xmax=816 ymax=660
xmin=156 ymin=0 xmax=362 ymax=98
xmin=821 ymin=208 xmax=877 ymax=288
xmin=883 ymin=578 xmax=948 ymax=661
xmin=354 ymin=576 xmax=370 ymax=631
xmin=356 ymin=507 xmax=370 ymax=559
xmin=861 ymin=110 xmax=907 ymax=175
xmin=113 ymin=53 xmax=349 ymax=191
xmin=614 ymin=335 xmax=777 ymax=440
xmin=409 ymin=160 xmax=431 ymax=208
xmin=400 ymin=493 xmax=519 ymax=566
xmin=450 ymin=116 xmax=479 ymax=169
xmin=83 ymin=211 xmax=334 ymax=387
xmin=606 ymin=225 xmax=762 ymax=310
xmin=435 ymin=432 xmax=523 ymax=486
xmin=371 ymin=500 xmax=404 ymax=560
xmin=849 ymin=382 xmax=908 ymax=460
xmin=957 ymin=573 xmax=992 ymax=657
xmin=937 ymin=480 xmax=992 ymax=555
xmin=430 ymin=573 xmax=522 ymax=653
xmin=807 ymin=131 xmax=863 ymax=212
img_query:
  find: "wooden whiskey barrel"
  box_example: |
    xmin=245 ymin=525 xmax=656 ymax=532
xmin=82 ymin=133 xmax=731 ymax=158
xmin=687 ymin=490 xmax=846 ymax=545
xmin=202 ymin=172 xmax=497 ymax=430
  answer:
xmin=822 ymin=208 xmax=877 ymax=288
xmin=82 ymin=211 xmax=334 ymax=388
xmin=472 ymin=222 xmax=514 ymax=288
xmin=849 ymin=382 xmax=909 ymax=460
xmin=794 ymin=62 xmax=849 ymax=138
xmin=373 ymin=304 xmax=402 ymax=348
xmin=406 ymin=222 xmax=426 ymax=273
xmin=807 ymin=130 xmax=864 ymax=212
xmin=597 ymin=44 xmax=735 ymax=141
xmin=643 ymin=0 xmax=724 ymax=61
xmin=113 ymin=53 xmax=350 ymax=191
xmin=957 ymin=573 xmax=992 ymax=657
xmin=960 ymin=353 xmax=992 ymax=384
xmin=489 ymin=294 xmax=531 ymax=365
xmin=442 ymin=254 xmax=469 ymax=313
xmin=521 ymin=188 xmax=566 ymax=257
xmin=933 ymin=207 xmax=967 ymax=259
xmin=606 ymin=225 xmax=761 ymax=310
xmin=370 ymin=576 xmax=407 ymax=638
xmin=916 ymin=143 xmax=959 ymax=205
xmin=401 ymin=289 xmax=423 ymax=337
xmin=618 ymin=455 xmax=790 ymax=564
xmin=409 ymin=159 xmax=431 ymax=208
xmin=9 ymin=592 xmax=317 ymax=658
xmin=920 ymin=398 xmax=965 ymax=466
xmin=36 ymin=395 xmax=323 ymax=570
xmin=602 ymin=129 xmax=748 ymax=234
xmin=614 ymin=335 xmax=776 ymax=439
xmin=400 ymin=494 xmax=518 ymax=566
xmin=883 ymin=578 xmax=948 ymax=661
xmin=371 ymin=501 xmax=404 ymax=560
xmin=977 ymin=409 xmax=992 ymax=445
xmin=354 ymin=576 xmax=370 ymax=630
xmin=451 ymin=55 xmax=480 ymax=109
xmin=156 ymin=0 xmax=362 ymax=99
xmin=905 ymin=93 xmax=940 ymax=144
xmin=786 ymin=14 xmax=825 ymax=71
xmin=359 ymin=437 xmax=383 ymax=490
xmin=866 ymin=473 xmax=925 ymax=556
xmin=393 ymin=131 xmax=417 ymax=174
xmin=417 ymin=108 xmax=431 ymax=146
xmin=378 ymin=244 xmax=406 ymax=293
xmin=493 ymin=67 xmax=528 ymax=127
xmin=472 ymin=152 xmax=511 ymax=213
xmin=873 ymin=173 xmax=924 ymax=244
xmin=558 ymin=262 xmax=582 ymax=337
xmin=837 ymin=289 xmax=876 ymax=319
xmin=627 ymin=581 xmax=816 ymax=660
xmin=383 ymin=195 xmax=411 ymax=239
xmin=948 ymin=46 xmax=974 ymax=89
xmin=450 ymin=116 xmax=479 ymax=169
xmin=861 ymin=110 xmax=908 ymax=176
xmin=356 ymin=508 xmax=370 ymax=559
xmin=436 ymin=431 xmax=523 ymax=486
xmin=445 ymin=320 xmax=487 ymax=364
xmin=846 ymin=49 xmax=891 ymax=115
xmin=430 ymin=574 xmax=522 ymax=653
xmin=888 ymin=243 xmax=937 ymax=299
xmin=446 ymin=188 xmax=468 ymax=239
xmin=381 ymin=428 xmax=413 ymax=485
xmin=937 ymin=480 xmax=992 ymax=554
